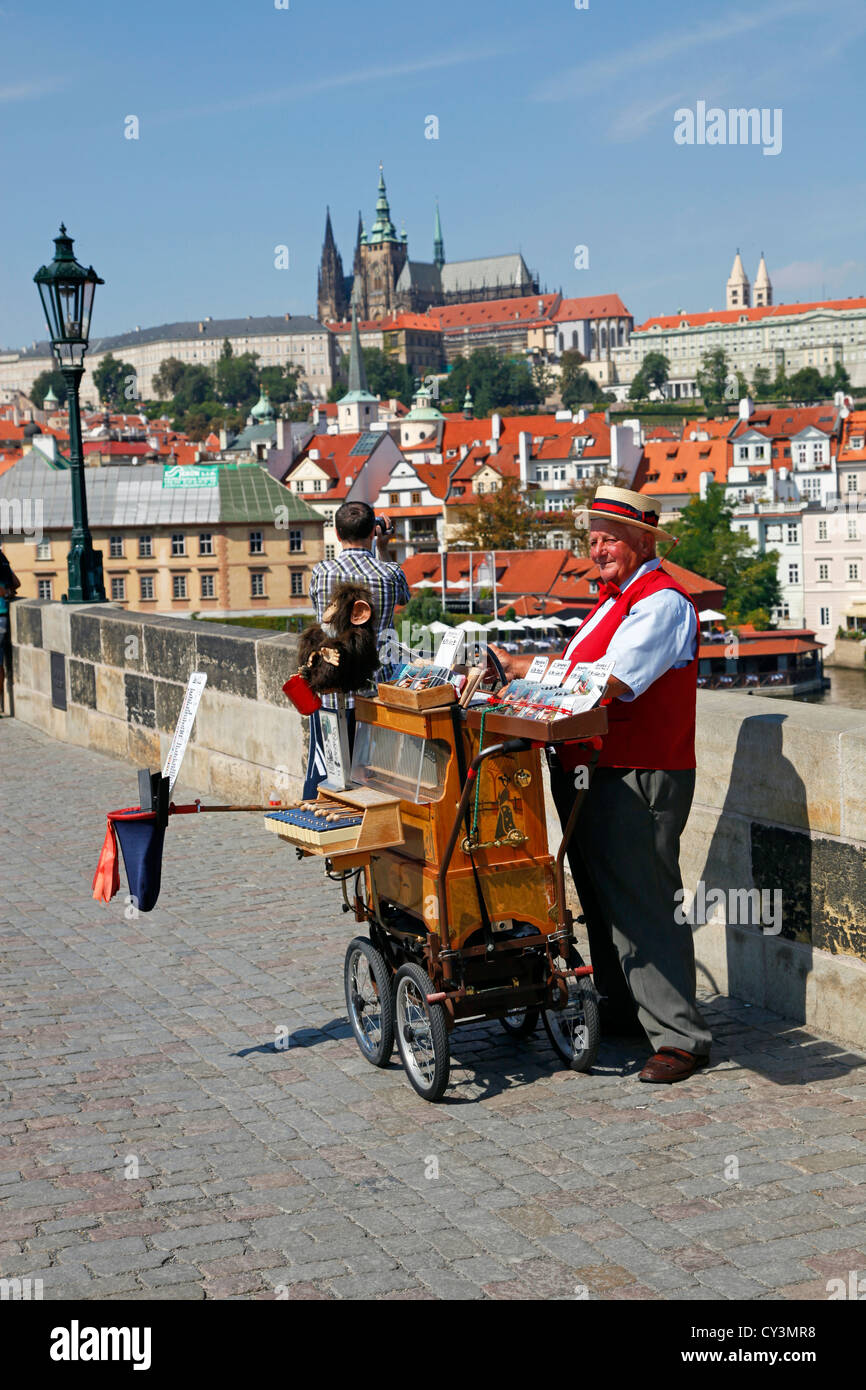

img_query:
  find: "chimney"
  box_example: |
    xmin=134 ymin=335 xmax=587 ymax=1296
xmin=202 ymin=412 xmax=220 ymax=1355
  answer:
xmin=459 ymin=444 xmax=469 ymax=460
xmin=766 ymin=466 xmax=777 ymax=504
xmin=518 ymin=432 xmax=531 ymax=487
xmin=276 ymin=417 xmax=285 ymax=451
xmin=219 ymin=428 xmax=228 ymax=450
xmin=699 ymin=470 xmax=714 ymax=501
xmin=575 ymin=409 xmax=587 ymax=425
xmin=738 ymin=396 xmax=754 ymax=421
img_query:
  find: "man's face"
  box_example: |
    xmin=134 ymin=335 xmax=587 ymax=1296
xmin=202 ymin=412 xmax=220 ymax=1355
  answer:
xmin=589 ymin=519 xmax=653 ymax=587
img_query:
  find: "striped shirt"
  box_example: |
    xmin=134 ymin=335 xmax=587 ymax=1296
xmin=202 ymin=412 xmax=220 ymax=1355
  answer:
xmin=309 ymin=546 xmax=410 ymax=709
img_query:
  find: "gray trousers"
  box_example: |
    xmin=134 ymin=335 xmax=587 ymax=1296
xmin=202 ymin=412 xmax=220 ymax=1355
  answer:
xmin=550 ymin=757 xmax=712 ymax=1057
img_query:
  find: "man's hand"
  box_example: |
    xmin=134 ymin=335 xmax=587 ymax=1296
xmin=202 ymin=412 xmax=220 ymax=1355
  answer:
xmin=604 ymin=675 xmax=633 ymax=700
xmin=374 ymin=515 xmax=395 ymax=559
xmin=489 ymin=645 xmax=533 ymax=680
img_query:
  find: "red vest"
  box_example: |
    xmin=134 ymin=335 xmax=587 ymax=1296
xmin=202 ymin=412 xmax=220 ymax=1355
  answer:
xmin=559 ymin=566 xmax=698 ymax=772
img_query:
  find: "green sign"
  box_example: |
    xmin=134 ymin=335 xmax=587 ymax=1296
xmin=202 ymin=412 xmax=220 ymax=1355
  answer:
xmin=162 ymin=465 xmax=218 ymax=489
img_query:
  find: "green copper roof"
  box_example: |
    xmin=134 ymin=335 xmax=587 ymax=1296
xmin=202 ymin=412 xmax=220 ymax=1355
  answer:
xmin=250 ymin=387 xmax=275 ymax=421
xmin=367 ymin=163 xmax=399 ymax=245
xmin=218 ymin=465 xmax=319 ymax=523
xmin=340 ymin=304 xmax=377 ymax=405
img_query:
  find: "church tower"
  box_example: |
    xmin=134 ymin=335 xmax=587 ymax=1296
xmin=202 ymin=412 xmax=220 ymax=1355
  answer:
xmin=359 ymin=164 xmax=408 ymax=320
xmin=754 ymin=253 xmax=773 ymax=307
xmin=433 ymin=199 xmax=445 ymax=270
xmin=726 ymin=250 xmax=751 ymax=310
xmin=317 ymin=208 xmax=348 ymax=324
xmin=338 ymin=303 xmax=379 ymax=434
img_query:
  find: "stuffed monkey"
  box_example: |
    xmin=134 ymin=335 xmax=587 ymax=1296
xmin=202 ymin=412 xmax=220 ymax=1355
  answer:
xmin=297 ymin=582 xmax=379 ymax=695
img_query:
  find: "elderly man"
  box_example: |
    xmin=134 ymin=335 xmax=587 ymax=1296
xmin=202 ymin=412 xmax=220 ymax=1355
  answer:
xmin=493 ymin=485 xmax=711 ymax=1083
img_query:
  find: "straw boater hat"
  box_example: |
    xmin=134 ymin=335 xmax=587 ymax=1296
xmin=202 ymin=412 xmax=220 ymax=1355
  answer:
xmin=575 ymin=485 xmax=676 ymax=544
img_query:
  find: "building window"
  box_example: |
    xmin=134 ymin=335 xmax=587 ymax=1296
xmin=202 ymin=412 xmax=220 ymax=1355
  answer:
xmin=848 ymin=518 xmax=858 ymax=540
xmin=820 ymin=606 xmax=830 ymax=626
xmin=754 ymin=445 xmax=765 ymax=459
xmin=199 ymin=532 xmax=214 ymax=556
xmin=788 ymin=564 xmax=799 ymax=584
xmin=200 ymin=574 xmax=215 ymax=599
xmin=109 ymin=535 xmax=124 ymax=559
xmin=786 ymin=523 xmax=798 ymax=544
xmin=797 ymin=444 xmax=808 ymax=465
xmin=290 ymin=570 xmax=304 ymax=597
xmin=812 ymin=444 xmax=824 ymax=464
xmin=818 ymin=519 xmax=828 ymax=540
xmin=389 ymin=493 xmax=399 ymax=507
xmin=848 ymin=562 xmax=860 ymax=581
xmin=35 ymin=538 xmax=52 ymax=560
xmin=312 ymin=479 xmax=322 ymax=492
xmin=37 ymin=578 xmax=53 ymax=600
xmin=738 ymin=446 xmax=749 ymax=460
xmin=173 ymin=575 xmax=187 ymax=599
xmin=110 ymin=576 xmax=126 ymax=601
xmin=249 ymin=531 xmax=263 ymax=555
xmin=848 ymin=474 xmax=858 ymax=492
xmin=250 ymin=571 xmax=265 ymax=597
xmin=289 ymin=528 xmax=302 ymax=553
xmin=171 ymin=533 xmax=186 ymax=557
xmin=818 ymin=562 xmax=830 ymax=581
xmin=138 ymin=534 xmax=153 ymax=559
xmin=325 ymin=544 xmax=336 ymax=560
xmin=140 ymin=575 xmax=155 ymax=600
xmin=411 ymin=492 xmax=421 ymax=505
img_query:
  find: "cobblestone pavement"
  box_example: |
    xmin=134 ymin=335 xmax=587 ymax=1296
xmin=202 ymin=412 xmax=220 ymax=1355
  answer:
xmin=2 ymin=719 xmax=866 ymax=1302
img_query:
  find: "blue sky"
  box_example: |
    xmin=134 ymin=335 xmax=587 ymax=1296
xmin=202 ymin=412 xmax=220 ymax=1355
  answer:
xmin=3 ymin=0 xmax=866 ymax=348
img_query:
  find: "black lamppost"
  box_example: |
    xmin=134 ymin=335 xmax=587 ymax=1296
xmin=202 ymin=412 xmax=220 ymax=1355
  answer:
xmin=34 ymin=225 xmax=105 ymax=602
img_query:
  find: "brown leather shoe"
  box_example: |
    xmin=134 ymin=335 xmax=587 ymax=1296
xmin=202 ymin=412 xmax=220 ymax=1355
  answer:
xmin=638 ymin=1047 xmax=708 ymax=1084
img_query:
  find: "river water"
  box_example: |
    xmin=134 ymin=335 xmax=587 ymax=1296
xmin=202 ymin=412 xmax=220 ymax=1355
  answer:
xmin=798 ymin=666 xmax=866 ymax=712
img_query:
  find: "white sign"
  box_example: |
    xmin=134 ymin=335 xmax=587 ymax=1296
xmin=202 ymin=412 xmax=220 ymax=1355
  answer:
xmin=544 ymin=659 xmax=571 ymax=688
xmin=162 ymin=673 xmax=207 ymax=791
xmin=433 ymin=628 xmax=463 ymax=669
xmin=525 ymin=656 xmax=550 ymax=684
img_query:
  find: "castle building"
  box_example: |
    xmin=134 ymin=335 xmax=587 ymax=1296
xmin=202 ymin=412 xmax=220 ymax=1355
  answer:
xmin=317 ymin=165 xmax=539 ymax=323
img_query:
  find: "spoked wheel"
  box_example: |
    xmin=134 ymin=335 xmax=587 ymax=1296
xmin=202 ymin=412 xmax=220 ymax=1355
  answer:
xmin=394 ymin=963 xmax=450 ymax=1102
xmin=344 ymin=937 xmax=394 ymax=1068
xmin=543 ymin=948 xmax=600 ymax=1073
xmin=500 ymin=1006 xmax=540 ymax=1038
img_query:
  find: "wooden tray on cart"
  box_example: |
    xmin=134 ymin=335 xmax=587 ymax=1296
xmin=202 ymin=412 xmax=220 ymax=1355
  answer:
xmin=264 ymin=786 xmax=404 ymax=869
xmin=377 ymin=681 xmax=456 ymax=711
xmin=464 ymin=703 xmax=608 ymax=744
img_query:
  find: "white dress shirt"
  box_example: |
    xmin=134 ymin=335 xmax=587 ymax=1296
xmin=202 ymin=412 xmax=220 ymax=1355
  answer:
xmin=563 ymin=558 xmax=697 ymax=701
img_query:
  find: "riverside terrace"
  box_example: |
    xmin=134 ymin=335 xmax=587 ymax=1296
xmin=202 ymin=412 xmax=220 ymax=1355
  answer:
xmin=1 ymin=601 xmax=866 ymax=1300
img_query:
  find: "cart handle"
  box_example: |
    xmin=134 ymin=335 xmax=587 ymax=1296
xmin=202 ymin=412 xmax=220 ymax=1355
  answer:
xmin=436 ymin=738 xmax=532 ymax=957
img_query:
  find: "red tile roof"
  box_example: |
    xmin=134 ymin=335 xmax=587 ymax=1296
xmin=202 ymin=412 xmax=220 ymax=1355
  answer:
xmin=327 ymin=312 xmax=441 ymax=334
xmin=637 ymin=437 xmax=729 ymax=494
xmin=428 ymin=294 xmax=559 ymax=331
xmin=553 ymin=295 xmax=631 ymax=322
xmin=838 ymin=409 xmax=866 ymax=462
xmin=638 ymin=297 xmax=866 ymax=333
xmin=730 ymin=406 xmax=837 ymax=440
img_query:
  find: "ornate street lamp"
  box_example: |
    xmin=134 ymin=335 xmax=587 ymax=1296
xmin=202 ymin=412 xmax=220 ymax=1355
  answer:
xmin=34 ymin=225 xmax=106 ymax=602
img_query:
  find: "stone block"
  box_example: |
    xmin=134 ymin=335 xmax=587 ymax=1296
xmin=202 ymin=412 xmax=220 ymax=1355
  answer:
xmin=193 ymin=688 xmax=304 ymax=771
xmin=154 ymin=679 xmax=186 ymax=734
xmin=256 ymin=634 xmax=300 ymax=706
xmin=127 ymin=724 xmax=161 ymax=769
xmin=840 ymin=730 xmax=866 ymax=843
xmin=763 ymin=935 xmax=810 ymax=1023
xmin=11 ymin=601 xmax=44 ymax=648
xmin=144 ymin=623 xmax=197 ymax=684
xmin=69 ymin=659 xmax=96 ymax=709
xmin=205 ymin=750 xmax=262 ymax=804
xmin=40 ymin=602 xmax=71 ymax=655
xmin=124 ymin=673 xmax=156 ymax=729
xmin=12 ymin=643 xmax=50 ymax=696
xmin=85 ymin=713 xmax=129 ymax=762
xmin=194 ymin=631 xmax=257 ymax=700
xmin=69 ymin=610 xmax=103 ymax=664
xmin=101 ymin=616 xmax=145 ymax=672
xmin=94 ymin=664 xmax=126 ymax=721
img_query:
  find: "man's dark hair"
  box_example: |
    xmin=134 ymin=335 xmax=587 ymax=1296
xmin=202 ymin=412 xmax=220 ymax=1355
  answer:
xmin=335 ymin=501 xmax=375 ymax=543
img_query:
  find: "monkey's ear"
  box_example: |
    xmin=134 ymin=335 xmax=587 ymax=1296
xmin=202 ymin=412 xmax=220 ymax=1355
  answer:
xmin=350 ymin=599 xmax=372 ymax=626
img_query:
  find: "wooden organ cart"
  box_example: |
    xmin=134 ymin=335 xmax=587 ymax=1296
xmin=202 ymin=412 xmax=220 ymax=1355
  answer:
xmin=266 ymin=679 xmax=608 ymax=1101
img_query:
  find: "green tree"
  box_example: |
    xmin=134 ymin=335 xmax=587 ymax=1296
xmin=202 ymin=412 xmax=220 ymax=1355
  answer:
xmin=824 ymin=362 xmax=851 ymax=395
xmin=642 ymin=351 xmax=671 ymax=399
xmin=531 ymin=359 xmax=556 ymax=402
xmin=440 ymin=348 xmax=539 ymax=416
xmin=752 ymin=364 xmax=773 ymax=400
xmin=559 ymin=348 xmax=604 ymax=410
xmin=788 ymin=367 xmax=827 ymax=403
xmin=628 ymin=368 xmax=649 ymax=401
xmin=153 ymin=357 xmax=188 ymax=400
xmin=696 ymin=348 xmax=730 ymax=407
xmin=30 ymin=368 xmax=67 ymax=409
xmin=215 ymin=344 xmax=259 ymax=407
xmin=259 ymin=363 xmax=301 ymax=409
xmin=771 ymin=364 xmax=790 ymax=400
xmin=93 ymin=352 xmax=137 ymax=408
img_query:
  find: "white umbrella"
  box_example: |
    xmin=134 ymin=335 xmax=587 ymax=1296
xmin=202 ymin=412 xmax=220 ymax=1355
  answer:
xmin=458 ymin=620 xmax=487 ymax=632
xmin=412 ymin=578 xmax=437 ymax=588
xmin=426 ymin=620 xmax=451 ymax=633
xmin=699 ymin=608 xmax=727 ymax=622
xmin=544 ymin=616 xmax=568 ymax=627
xmin=560 ymin=616 xmax=583 ymax=626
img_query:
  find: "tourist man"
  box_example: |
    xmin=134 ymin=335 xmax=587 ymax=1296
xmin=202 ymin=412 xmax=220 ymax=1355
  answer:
xmin=492 ymin=485 xmax=711 ymax=1083
xmin=305 ymin=501 xmax=409 ymax=797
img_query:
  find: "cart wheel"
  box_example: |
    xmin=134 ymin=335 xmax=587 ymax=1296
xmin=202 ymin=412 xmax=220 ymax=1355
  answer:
xmin=500 ymin=1007 xmax=540 ymax=1038
xmin=543 ymin=951 xmax=600 ymax=1073
xmin=344 ymin=937 xmax=394 ymax=1068
xmin=394 ymin=963 xmax=450 ymax=1102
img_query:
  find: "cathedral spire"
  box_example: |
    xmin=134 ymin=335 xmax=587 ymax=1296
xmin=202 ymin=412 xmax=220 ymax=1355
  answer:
xmin=346 ymin=301 xmax=370 ymax=397
xmin=433 ymin=198 xmax=445 ymax=270
xmin=317 ymin=207 xmax=347 ymax=323
xmin=368 ymin=162 xmax=398 ymax=243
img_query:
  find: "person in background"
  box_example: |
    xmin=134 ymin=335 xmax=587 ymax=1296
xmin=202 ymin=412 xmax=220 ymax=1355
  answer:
xmin=0 ymin=546 xmax=20 ymax=716
xmin=304 ymin=501 xmax=409 ymax=797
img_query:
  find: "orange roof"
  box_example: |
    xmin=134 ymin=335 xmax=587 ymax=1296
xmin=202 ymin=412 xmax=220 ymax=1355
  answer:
xmin=646 ymin=425 xmax=681 ymax=441
xmin=429 ymin=294 xmax=559 ymax=331
xmin=637 ymin=437 xmax=729 ymax=494
xmin=838 ymin=409 xmax=866 ymax=461
xmin=637 ymin=297 xmax=866 ymax=333
xmin=553 ymin=294 xmax=631 ymax=322
xmin=730 ymin=405 xmax=837 ymax=440
xmin=699 ymin=638 xmax=819 ymax=658
xmin=327 ymin=313 xmax=441 ymax=334
xmin=680 ymin=417 xmax=736 ymax=439
xmin=380 ymin=505 xmax=440 ymax=519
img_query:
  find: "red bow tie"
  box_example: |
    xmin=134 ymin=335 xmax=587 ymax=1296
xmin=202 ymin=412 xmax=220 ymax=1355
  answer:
xmin=599 ymin=581 xmax=622 ymax=600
